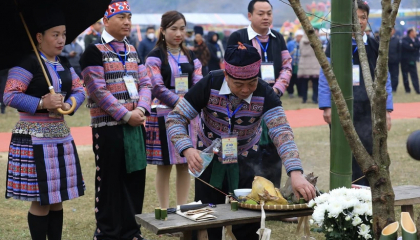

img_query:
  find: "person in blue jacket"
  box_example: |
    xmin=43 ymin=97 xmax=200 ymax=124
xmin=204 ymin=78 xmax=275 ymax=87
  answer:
xmin=318 ymin=0 xmax=393 ymax=186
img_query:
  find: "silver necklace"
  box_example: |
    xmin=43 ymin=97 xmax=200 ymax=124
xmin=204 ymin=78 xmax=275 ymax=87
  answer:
xmin=40 ymin=54 xmax=60 ymax=65
xmin=167 ymin=46 xmax=181 ymax=53
xmin=101 ymin=38 xmax=131 ymax=56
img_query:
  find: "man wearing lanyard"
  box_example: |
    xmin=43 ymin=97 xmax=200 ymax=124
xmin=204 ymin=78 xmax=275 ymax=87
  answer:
xmin=166 ymin=43 xmax=316 ymax=240
xmin=80 ymin=1 xmax=152 ymax=239
xmin=318 ymin=0 xmax=393 ymax=186
xmin=227 ymin=0 xmax=293 ymax=189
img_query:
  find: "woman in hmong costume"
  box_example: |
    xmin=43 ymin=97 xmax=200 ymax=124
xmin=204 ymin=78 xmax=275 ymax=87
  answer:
xmin=3 ymin=8 xmax=85 ymax=240
xmin=145 ymin=11 xmax=202 ymax=208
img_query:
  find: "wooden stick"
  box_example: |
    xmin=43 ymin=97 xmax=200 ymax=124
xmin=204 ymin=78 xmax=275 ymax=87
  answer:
xmin=352 ymin=175 xmax=366 ymax=184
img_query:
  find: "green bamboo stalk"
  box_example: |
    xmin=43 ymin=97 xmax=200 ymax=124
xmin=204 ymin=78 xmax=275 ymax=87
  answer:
xmin=330 ymin=0 xmax=353 ymax=190
xmin=401 ymin=212 xmax=417 ymax=240
xmin=379 ymin=222 xmax=399 ymax=240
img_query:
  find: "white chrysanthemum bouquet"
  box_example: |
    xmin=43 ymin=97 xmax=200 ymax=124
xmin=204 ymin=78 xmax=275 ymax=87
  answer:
xmin=308 ymin=187 xmax=373 ymax=240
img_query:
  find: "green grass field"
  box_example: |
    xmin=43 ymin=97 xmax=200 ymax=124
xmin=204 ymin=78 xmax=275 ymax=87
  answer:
xmin=1 ymin=117 xmax=419 ymax=239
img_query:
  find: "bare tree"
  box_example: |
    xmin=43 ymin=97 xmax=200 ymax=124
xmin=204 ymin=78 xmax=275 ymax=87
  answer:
xmin=287 ymin=0 xmax=401 ymax=238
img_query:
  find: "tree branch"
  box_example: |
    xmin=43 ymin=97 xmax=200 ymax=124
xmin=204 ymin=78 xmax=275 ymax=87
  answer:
xmin=287 ymin=0 xmax=373 ymax=170
xmin=352 ymin=0 xmax=375 ymax=104
xmin=371 ymin=0 xmax=401 ymax=166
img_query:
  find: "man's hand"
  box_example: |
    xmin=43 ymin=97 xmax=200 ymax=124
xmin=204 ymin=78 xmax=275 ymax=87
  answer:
xmin=127 ymin=109 xmax=146 ymax=127
xmin=323 ymin=108 xmax=331 ymax=124
xmin=183 ymin=148 xmax=203 ymax=174
xmin=386 ymin=111 xmax=391 ymax=131
xmin=290 ymin=171 xmax=316 ymax=202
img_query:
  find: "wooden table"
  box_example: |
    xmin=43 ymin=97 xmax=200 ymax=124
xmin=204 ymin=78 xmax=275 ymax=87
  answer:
xmin=394 ymin=185 xmax=420 ymax=218
xmin=135 ymin=204 xmax=313 ymax=240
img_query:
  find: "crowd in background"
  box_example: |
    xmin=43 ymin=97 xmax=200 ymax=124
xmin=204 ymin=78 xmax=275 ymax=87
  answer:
xmin=1 ymin=20 xmax=418 ymax=114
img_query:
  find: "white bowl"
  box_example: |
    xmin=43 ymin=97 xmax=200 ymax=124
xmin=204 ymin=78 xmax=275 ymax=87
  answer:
xmin=234 ymin=188 xmax=252 ymax=197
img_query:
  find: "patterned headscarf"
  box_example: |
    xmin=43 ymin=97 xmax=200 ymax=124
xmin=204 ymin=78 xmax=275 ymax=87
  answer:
xmin=224 ymin=42 xmax=261 ymax=80
xmin=105 ymin=0 xmax=131 ymax=19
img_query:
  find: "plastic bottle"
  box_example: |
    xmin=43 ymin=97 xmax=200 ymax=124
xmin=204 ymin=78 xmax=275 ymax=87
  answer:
xmin=188 ymin=138 xmax=222 ymax=178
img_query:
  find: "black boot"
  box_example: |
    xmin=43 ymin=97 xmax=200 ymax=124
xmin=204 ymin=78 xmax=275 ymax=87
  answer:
xmin=28 ymin=212 xmax=48 ymax=240
xmin=47 ymin=209 xmax=63 ymax=240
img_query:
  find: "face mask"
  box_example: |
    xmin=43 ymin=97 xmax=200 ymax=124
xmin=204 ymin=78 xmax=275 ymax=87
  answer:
xmin=147 ymin=33 xmax=155 ymax=40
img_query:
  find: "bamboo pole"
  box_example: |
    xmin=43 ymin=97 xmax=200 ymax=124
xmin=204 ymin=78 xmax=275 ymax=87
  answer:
xmin=329 ymin=0 xmax=353 ymax=189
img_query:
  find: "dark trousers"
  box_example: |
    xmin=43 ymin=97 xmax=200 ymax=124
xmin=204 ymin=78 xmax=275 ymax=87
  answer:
xmin=300 ymin=77 xmax=319 ymax=103
xmin=401 ymin=61 xmax=420 ymax=93
xmin=388 ymin=62 xmax=400 ymax=92
xmin=328 ymin=101 xmax=372 ymax=186
xmin=287 ymin=73 xmax=300 ymax=96
xmin=92 ymin=125 xmax=146 ymax=240
xmin=194 ymin=154 xmax=260 ymax=240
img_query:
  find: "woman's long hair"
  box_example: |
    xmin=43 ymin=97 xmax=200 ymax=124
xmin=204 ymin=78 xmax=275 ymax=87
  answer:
xmin=155 ymin=11 xmax=192 ymax=64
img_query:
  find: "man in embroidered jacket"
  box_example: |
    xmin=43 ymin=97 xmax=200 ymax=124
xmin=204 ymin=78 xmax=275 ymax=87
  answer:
xmin=166 ymin=43 xmax=315 ymax=240
xmin=79 ymin=1 xmax=151 ymax=239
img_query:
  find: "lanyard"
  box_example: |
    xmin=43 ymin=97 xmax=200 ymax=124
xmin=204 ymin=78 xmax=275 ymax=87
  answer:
xmin=352 ymin=47 xmax=358 ymax=64
xmin=109 ymin=42 xmax=128 ymax=75
xmin=255 ymin=37 xmax=270 ymax=62
xmin=168 ymin=51 xmax=182 ymax=74
xmin=225 ymin=96 xmax=244 ymax=133
xmin=39 ymin=52 xmax=62 ymax=91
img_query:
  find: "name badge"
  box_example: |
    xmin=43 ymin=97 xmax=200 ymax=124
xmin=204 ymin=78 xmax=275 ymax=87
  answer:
xmin=175 ymin=74 xmax=189 ymax=95
xmin=217 ymin=51 xmax=222 ymax=59
xmin=123 ymin=75 xmax=139 ymax=100
xmin=221 ymin=133 xmax=238 ymax=164
xmin=261 ymin=63 xmax=275 ymax=84
xmin=353 ymin=65 xmax=360 ymax=86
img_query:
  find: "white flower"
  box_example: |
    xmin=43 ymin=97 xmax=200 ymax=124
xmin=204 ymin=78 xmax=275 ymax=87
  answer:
xmin=315 ymin=193 xmax=330 ymax=205
xmin=309 ymin=219 xmax=314 ymax=225
xmin=345 ymin=215 xmax=351 ymax=221
xmin=358 ymin=224 xmax=371 ymax=237
xmin=308 ymin=199 xmax=316 ymax=208
xmin=353 ymin=203 xmax=368 ymax=216
xmin=328 ymin=200 xmax=344 ymax=218
xmin=328 ymin=227 xmax=333 ymax=232
xmin=363 ymin=233 xmax=372 ymax=239
xmin=366 ymin=203 xmax=372 ymax=216
xmin=341 ymin=195 xmax=360 ymax=209
xmin=352 ymin=216 xmax=362 ymax=226
xmin=312 ymin=204 xmax=327 ymax=225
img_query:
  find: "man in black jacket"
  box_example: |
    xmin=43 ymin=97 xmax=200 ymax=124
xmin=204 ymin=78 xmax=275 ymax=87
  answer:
xmin=388 ymin=28 xmax=401 ymax=92
xmin=401 ymin=28 xmax=420 ymax=94
xmin=226 ymin=0 xmax=292 ymax=189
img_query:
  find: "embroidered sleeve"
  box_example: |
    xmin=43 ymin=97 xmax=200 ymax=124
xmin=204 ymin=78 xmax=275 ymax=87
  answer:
xmin=3 ymin=67 xmax=40 ymax=114
xmin=65 ymin=67 xmax=86 ymax=112
xmin=166 ymin=98 xmax=199 ymax=155
xmin=263 ymin=106 xmax=303 ymax=174
xmin=192 ymin=58 xmax=203 ymax=85
xmin=273 ymin=50 xmax=292 ymax=94
xmin=82 ymin=65 xmax=129 ymax=121
xmin=146 ymin=56 xmax=179 ymax=108
xmin=136 ymin=64 xmax=152 ymax=115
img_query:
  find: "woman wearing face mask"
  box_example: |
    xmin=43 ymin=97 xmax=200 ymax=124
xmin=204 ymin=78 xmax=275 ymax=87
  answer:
xmin=145 ymin=11 xmax=202 ymax=209
xmin=3 ymin=6 xmax=85 ymax=240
